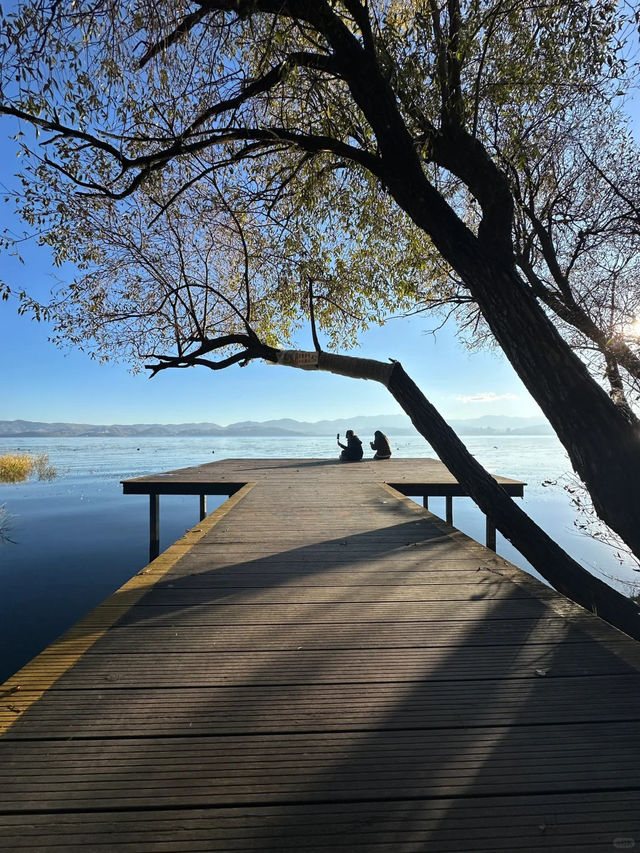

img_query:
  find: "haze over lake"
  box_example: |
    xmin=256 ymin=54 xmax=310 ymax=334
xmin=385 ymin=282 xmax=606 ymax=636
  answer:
xmin=0 ymin=432 xmax=637 ymax=683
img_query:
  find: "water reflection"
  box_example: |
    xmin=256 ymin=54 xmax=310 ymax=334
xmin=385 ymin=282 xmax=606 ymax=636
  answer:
xmin=0 ymin=504 xmax=14 ymax=544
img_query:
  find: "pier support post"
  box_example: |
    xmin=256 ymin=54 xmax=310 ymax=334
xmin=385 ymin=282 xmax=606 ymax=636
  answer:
xmin=422 ymin=495 xmax=429 ymax=510
xmin=149 ymin=494 xmax=160 ymax=562
xmin=445 ymin=496 xmax=453 ymax=525
xmin=199 ymin=494 xmax=207 ymax=521
xmin=486 ymin=516 xmax=497 ymax=551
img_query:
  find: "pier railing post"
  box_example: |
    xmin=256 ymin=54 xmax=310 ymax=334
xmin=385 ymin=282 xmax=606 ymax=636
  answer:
xmin=445 ymin=496 xmax=453 ymax=525
xmin=422 ymin=495 xmax=429 ymax=510
xmin=149 ymin=494 xmax=160 ymax=562
xmin=199 ymin=494 xmax=207 ymax=521
xmin=486 ymin=516 xmax=497 ymax=551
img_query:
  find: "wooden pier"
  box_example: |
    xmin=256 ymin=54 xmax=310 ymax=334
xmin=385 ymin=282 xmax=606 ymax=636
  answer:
xmin=121 ymin=456 xmax=526 ymax=561
xmin=1 ymin=457 xmax=640 ymax=850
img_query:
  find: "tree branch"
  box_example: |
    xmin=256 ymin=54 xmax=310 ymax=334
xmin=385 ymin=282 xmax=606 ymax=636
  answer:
xmin=138 ymin=6 xmax=212 ymax=67
xmin=341 ymin=0 xmax=377 ymax=56
xmin=180 ymin=51 xmax=340 ymax=140
xmin=308 ymin=278 xmax=322 ymax=353
xmin=0 ymin=105 xmax=129 ymax=166
xmin=209 ymin=173 xmax=253 ymax=330
xmin=36 ymin=121 xmax=382 ymax=200
xmin=145 ymin=332 xmax=279 ymax=377
xmin=517 ymin=250 xmax=640 ymax=392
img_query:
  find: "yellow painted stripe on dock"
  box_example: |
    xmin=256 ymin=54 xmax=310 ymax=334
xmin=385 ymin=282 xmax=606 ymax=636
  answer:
xmin=0 ymin=483 xmax=255 ymax=736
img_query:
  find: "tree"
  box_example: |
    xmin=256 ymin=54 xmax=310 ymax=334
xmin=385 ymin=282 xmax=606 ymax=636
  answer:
xmin=437 ymin=99 xmax=640 ymax=412
xmin=2 ymin=0 xmax=640 ymax=633
xmin=14 ymin=177 xmax=640 ymax=639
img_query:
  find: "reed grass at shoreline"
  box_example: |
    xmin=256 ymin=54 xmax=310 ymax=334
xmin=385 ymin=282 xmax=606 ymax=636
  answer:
xmin=0 ymin=453 xmax=56 ymax=483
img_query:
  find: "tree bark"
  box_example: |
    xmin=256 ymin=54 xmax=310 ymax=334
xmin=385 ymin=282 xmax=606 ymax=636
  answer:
xmin=381 ymin=161 xmax=640 ymax=561
xmin=455 ymin=256 xmax=640 ymax=562
xmin=276 ymin=348 xmax=640 ymax=640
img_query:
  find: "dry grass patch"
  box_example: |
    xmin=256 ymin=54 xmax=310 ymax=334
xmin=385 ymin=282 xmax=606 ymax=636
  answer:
xmin=0 ymin=454 xmax=33 ymax=482
xmin=0 ymin=453 xmax=56 ymax=483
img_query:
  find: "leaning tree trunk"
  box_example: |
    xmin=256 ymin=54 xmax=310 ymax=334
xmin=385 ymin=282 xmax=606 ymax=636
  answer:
xmin=387 ymin=361 xmax=640 ymax=638
xmin=340 ymin=59 xmax=640 ymax=562
xmin=454 ymin=254 xmax=640 ymax=562
xmin=386 ymin=166 xmax=640 ymax=561
xmin=276 ymin=348 xmax=640 ymax=641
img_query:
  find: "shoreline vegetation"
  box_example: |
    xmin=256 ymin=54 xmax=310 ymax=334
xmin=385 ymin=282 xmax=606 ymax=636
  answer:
xmin=0 ymin=453 xmax=56 ymax=484
xmin=0 ymin=453 xmax=56 ymax=544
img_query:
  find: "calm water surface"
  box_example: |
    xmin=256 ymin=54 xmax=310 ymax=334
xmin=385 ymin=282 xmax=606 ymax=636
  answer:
xmin=0 ymin=434 xmax=636 ymax=682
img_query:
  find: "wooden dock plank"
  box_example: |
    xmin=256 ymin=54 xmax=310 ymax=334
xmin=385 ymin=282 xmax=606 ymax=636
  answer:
xmin=1 ymin=458 xmax=639 ymax=851
xmin=147 ymin=569 xmax=523 ymax=586
xmin=110 ymin=598 xmax=573 ymax=626
xmin=1 ymin=792 xmax=638 ymax=852
xmin=128 ymin=582 xmax=541 ymax=605
xmin=52 ymin=617 xmax=587 ymax=650
xmin=4 ymin=673 xmax=640 ymax=738
xmin=2 ymin=723 xmax=640 ymax=812
xmin=22 ymin=644 xmax=631 ymax=689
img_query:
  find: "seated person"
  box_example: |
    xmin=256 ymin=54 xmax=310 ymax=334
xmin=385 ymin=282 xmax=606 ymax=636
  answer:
xmin=337 ymin=429 xmax=363 ymax=462
xmin=370 ymin=430 xmax=392 ymax=459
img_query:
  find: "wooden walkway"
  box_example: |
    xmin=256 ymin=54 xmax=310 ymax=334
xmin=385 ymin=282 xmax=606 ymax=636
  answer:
xmin=121 ymin=457 xmax=526 ymax=561
xmin=1 ymin=458 xmax=640 ymax=850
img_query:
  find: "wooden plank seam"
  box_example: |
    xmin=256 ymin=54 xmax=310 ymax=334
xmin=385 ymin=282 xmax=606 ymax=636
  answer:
xmin=0 ymin=483 xmax=255 ymax=736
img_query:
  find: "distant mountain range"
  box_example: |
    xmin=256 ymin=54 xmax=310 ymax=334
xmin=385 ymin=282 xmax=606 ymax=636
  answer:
xmin=0 ymin=415 xmax=553 ymax=438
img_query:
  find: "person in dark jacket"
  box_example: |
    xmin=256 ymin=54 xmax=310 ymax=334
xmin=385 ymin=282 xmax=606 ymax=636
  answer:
xmin=337 ymin=429 xmax=363 ymax=462
xmin=370 ymin=430 xmax=392 ymax=459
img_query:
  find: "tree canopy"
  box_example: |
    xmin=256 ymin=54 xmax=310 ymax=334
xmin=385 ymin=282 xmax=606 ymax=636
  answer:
xmin=2 ymin=1 xmax=639 ymax=381
xmin=3 ymin=0 xmax=640 ymax=628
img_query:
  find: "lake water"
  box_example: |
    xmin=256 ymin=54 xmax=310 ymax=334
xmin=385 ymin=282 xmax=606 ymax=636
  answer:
xmin=0 ymin=434 xmax=637 ymax=683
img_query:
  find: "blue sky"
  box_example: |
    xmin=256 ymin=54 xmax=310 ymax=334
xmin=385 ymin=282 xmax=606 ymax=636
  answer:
xmin=0 ymin=121 xmax=556 ymax=427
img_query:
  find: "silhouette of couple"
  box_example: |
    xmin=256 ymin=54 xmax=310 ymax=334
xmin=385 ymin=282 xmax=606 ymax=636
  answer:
xmin=337 ymin=429 xmax=391 ymax=462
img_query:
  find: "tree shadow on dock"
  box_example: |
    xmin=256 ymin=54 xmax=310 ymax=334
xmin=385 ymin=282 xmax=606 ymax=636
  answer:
xmin=2 ymin=495 xmax=640 ymax=850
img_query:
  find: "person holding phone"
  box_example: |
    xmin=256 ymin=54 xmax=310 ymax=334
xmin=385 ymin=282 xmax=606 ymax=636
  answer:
xmin=337 ymin=429 xmax=363 ymax=462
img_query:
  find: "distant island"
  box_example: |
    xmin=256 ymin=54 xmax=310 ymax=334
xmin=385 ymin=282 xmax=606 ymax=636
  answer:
xmin=0 ymin=415 xmax=553 ymax=438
